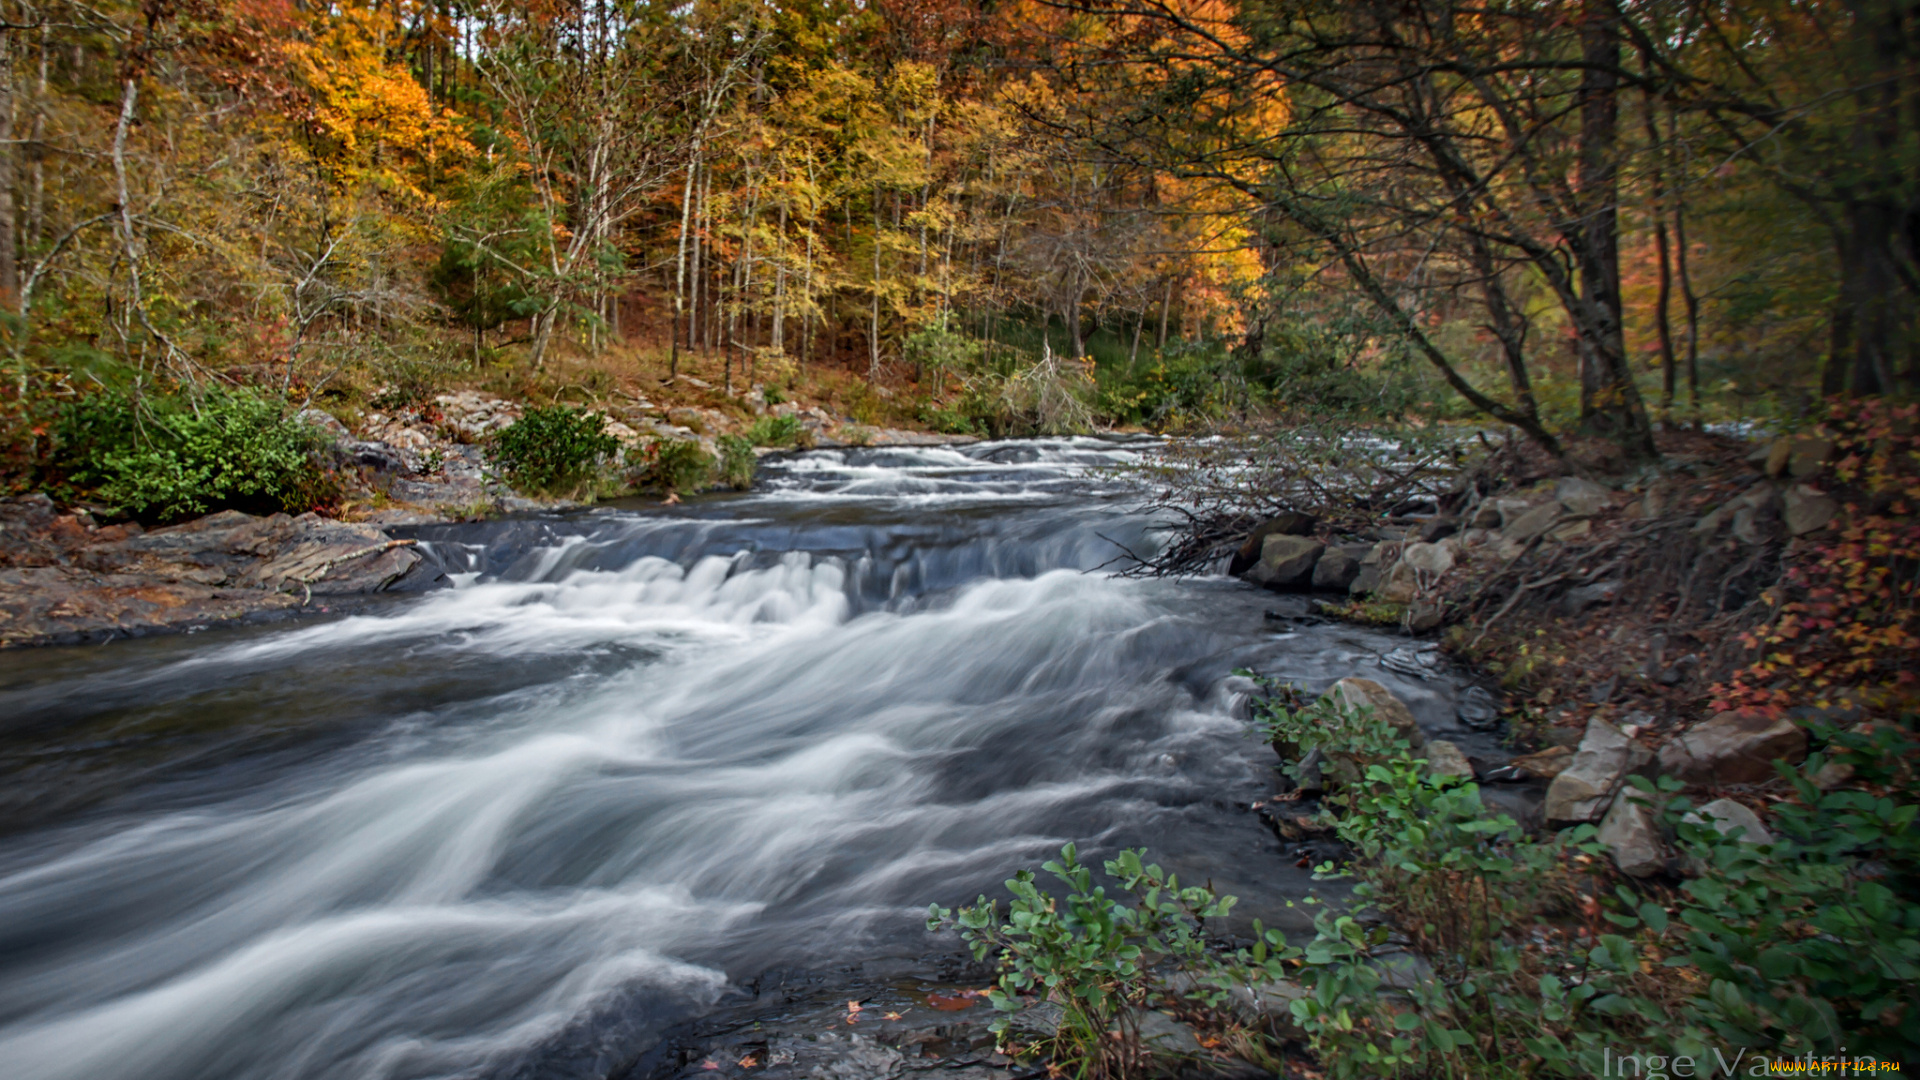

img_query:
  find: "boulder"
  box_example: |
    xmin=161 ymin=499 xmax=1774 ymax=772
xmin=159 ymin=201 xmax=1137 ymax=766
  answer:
xmin=1424 ymin=739 xmax=1475 ymax=779
xmin=1544 ymin=717 xmax=1653 ymax=823
xmin=1311 ymin=544 xmax=1366 ymax=590
xmin=1406 ymin=601 xmax=1444 ymax=632
xmin=1244 ymin=535 xmax=1325 ymax=589
xmin=1229 ymin=513 xmax=1318 ymax=575
xmin=1401 ymin=539 xmax=1458 ymax=577
xmin=1562 ymin=580 xmax=1622 ymax=616
xmin=295 ymin=408 xmax=350 ymax=440
xmin=1548 ymin=519 xmax=1591 ymax=541
xmin=1766 ymin=435 xmax=1834 ymax=479
xmin=1682 ymin=798 xmax=1773 ymax=845
xmin=1555 ymin=476 xmax=1611 ymax=516
xmin=1376 ymin=559 xmax=1420 ymax=603
xmin=1597 ymin=791 xmax=1665 ymax=877
xmin=1468 ymin=502 xmax=1503 ymax=529
xmin=1327 ymin=677 xmax=1425 ymax=750
xmin=1511 ymin=745 xmax=1574 ymax=779
xmin=1502 ymin=503 xmax=1562 ymax=544
xmin=1783 ymin=485 xmax=1838 ymax=536
xmin=1658 ymin=710 xmax=1807 ymax=784
xmin=1418 ymin=516 xmax=1459 ymax=542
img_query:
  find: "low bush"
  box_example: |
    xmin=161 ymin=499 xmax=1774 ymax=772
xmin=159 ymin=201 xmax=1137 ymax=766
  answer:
xmin=630 ymin=437 xmax=713 ymax=494
xmin=928 ymin=844 xmax=1297 ymax=1079
xmin=717 ymin=434 xmax=755 ymax=490
xmin=744 ymin=414 xmax=807 ymax=448
xmin=490 ymin=405 xmax=619 ymax=495
xmin=51 ymin=387 xmax=336 ymax=521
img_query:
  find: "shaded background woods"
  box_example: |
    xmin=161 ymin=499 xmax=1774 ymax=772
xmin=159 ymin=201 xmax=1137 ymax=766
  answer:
xmin=0 ymin=0 xmax=1913 ymax=503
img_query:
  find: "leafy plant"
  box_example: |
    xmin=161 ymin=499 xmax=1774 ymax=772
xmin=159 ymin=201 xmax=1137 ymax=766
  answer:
xmin=718 ymin=434 xmax=756 ymax=490
xmin=928 ymin=844 xmax=1298 ymax=1079
xmin=489 ymin=405 xmax=619 ymax=495
xmin=52 ymin=387 xmax=336 ymax=521
xmin=744 ymin=413 xmax=807 ymax=448
xmin=631 ymin=437 xmax=713 ymax=494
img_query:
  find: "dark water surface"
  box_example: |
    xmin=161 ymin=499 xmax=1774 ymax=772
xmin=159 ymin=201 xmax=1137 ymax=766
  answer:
xmin=0 ymin=438 xmax=1474 ymax=1080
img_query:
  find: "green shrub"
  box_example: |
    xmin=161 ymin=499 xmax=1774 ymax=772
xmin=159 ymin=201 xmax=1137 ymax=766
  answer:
xmin=928 ymin=844 xmax=1297 ymax=1076
xmin=744 ymin=413 xmax=807 ymax=448
xmin=490 ymin=405 xmax=619 ymax=495
xmin=717 ymin=434 xmax=755 ymax=490
xmin=631 ymin=437 xmax=713 ymax=494
xmin=53 ymin=387 xmax=334 ymax=521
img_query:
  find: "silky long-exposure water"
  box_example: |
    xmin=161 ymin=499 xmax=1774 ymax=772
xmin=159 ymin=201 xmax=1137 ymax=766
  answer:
xmin=0 ymin=438 xmax=1480 ymax=1080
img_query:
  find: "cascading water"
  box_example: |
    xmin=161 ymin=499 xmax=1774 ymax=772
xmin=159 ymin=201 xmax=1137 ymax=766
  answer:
xmin=0 ymin=437 xmax=1475 ymax=1080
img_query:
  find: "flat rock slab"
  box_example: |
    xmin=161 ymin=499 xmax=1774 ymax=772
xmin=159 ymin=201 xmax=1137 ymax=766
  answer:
xmin=0 ymin=498 xmax=426 ymax=648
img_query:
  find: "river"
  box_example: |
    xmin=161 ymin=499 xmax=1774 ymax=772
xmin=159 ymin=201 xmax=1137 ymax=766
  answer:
xmin=0 ymin=438 xmax=1479 ymax=1080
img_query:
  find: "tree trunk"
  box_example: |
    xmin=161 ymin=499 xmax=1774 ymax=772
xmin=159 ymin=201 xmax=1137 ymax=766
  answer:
xmin=870 ymin=183 xmax=881 ymax=382
xmin=0 ymin=33 xmax=19 ymax=308
xmin=671 ymin=150 xmax=699 ymax=377
xmin=1574 ymin=0 xmax=1655 ymax=458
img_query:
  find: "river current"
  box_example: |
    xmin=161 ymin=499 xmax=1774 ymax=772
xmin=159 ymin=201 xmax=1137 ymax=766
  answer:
xmin=0 ymin=438 xmax=1476 ymax=1080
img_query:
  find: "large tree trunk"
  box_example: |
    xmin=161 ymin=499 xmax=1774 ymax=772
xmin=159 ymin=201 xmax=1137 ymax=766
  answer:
xmin=1574 ymin=0 xmax=1656 ymax=458
xmin=1831 ymin=199 xmax=1910 ymax=394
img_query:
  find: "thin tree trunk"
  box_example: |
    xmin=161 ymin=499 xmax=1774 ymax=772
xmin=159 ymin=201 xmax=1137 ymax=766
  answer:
xmin=1674 ymin=201 xmax=1702 ymax=417
xmin=870 ymin=183 xmax=881 ymax=381
xmin=27 ymin=23 xmax=45 ymax=254
xmin=671 ymin=149 xmax=700 ymax=377
xmin=1156 ymin=278 xmax=1173 ymax=349
xmin=1641 ymin=95 xmax=1676 ymax=411
xmin=0 ymin=34 xmax=19 ymax=308
xmin=772 ymin=199 xmax=787 ymax=354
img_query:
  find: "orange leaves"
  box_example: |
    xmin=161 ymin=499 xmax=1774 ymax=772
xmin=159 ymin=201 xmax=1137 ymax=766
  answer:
xmin=281 ymin=1 xmax=471 ymax=202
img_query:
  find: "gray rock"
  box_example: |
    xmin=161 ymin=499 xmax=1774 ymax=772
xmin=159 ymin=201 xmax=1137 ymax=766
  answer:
xmin=1229 ymin=513 xmax=1317 ymax=575
xmin=1555 ymin=476 xmax=1611 ymax=516
xmin=1417 ymin=516 xmax=1459 ymax=542
xmin=1658 ymin=710 xmax=1808 ymax=784
xmin=1510 ymin=745 xmax=1574 ymax=779
xmin=1544 ymin=718 xmax=1653 ymax=823
xmin=1598 ymin=790 xmax=1664 ymax=877
xmin=1456 ymin=685 xmax=1502 ymax=730
xmin=1400 ymin=539 xmax=1458 ymax=576
xmin=1311 ymin=545 xmax=1364 ymax=590
xmin=1469 ymin=502 xmax=1503 ymax=529
xmin=1327 ymin=677 xmax=1426 ymax=750
xmin=1245 ymin=535 xmax=1324 ymax=589
xmin=294 ymin=408 xmax=350 ymax=440
xmin=1683 ymin=797 xmax=1773 ymax=845
xmin=1406 ymin=601 xmax=1444 ymax=632
xmin=1783 ymin=485 xmax=1838 ymax=536
xmin=1424 ymin=739 xmax=1475 ymax=779
xmin=1502 ymin=503 xmax=1562 ymax=544
xmin=1133 ymin=1009 xmax=1203 ymax=1056
xmin=1562 ymin=580 xmax=1622 ymax=615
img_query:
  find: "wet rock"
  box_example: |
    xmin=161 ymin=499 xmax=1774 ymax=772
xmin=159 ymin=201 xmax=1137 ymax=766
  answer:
xmin=1510 ymin=745 xmax=1574 ymax=779
xmin=1555 ymin=476 xmax=1611 ymax=516
xmin=1244 ymin=535 xmax=1324 ymax=589
xmin=1380 ymin=644 xmax=1443 ymax=680
xmin=1597 ymin=790 xmax=1664 ymax=877
xmin=1455 ymin=685 xmax=1502 ymax=730
xmin=1229 ymin=513 xmax=1317 ymax=575
xmin=1683 ymin=798 xmax=1773 ymax=845
xmin=1783 ymin=485 xmax=1838 ymax=536
xmin=1658 ymin=710 xmax=1807 ymax=784
xmin=1327 ymin=677 xmax=1425 ymax=750
xmin=1544 ymin=718 xmax=1652 ymax=823
xmin=1424 ymin=740 xmax=1475 ymax=779
xmin=1311 ymin=545 xmax=1365 ymax=591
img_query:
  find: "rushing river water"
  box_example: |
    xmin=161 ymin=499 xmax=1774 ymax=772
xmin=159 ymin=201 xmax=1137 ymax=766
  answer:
xmin=0 ymin=438 xmax=1480 ymax=1080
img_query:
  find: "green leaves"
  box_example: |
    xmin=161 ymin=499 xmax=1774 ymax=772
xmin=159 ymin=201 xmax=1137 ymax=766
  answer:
xmin=491 ymin=406 xmax=619 ymax=496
